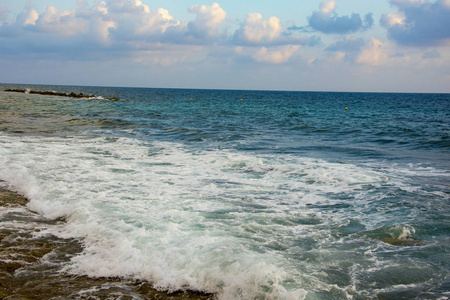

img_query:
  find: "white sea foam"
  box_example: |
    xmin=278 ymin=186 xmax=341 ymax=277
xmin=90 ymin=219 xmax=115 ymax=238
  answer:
xmin=0 ymin=133 xmax=440 ymax=299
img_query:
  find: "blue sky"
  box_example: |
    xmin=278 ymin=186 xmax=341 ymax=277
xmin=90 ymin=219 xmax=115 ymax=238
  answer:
xmin=0 ymin=0 xmax=449 ymax=92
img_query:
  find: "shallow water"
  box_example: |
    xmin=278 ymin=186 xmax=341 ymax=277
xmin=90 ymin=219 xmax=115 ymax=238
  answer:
xmin=0 ymin=85 xmax=449 ymax=299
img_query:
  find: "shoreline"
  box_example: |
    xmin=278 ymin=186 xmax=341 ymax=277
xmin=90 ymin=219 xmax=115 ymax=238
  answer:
xmin=0 ymin=182 xmax=214 ymax=299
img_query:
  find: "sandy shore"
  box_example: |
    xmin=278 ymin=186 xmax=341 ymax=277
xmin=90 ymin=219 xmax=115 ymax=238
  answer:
xmin=0 ymin=182 xmax=214 ymax=299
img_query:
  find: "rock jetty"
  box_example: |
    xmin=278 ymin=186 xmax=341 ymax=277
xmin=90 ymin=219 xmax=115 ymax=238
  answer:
xmin=5 ymin=88 xmax=121 ymax=101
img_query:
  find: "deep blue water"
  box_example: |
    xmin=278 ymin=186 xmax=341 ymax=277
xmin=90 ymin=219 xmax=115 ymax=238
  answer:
xmin=0 ymin=84 xmax=449 ymax=299
xmin=12 ymin=85 xmax=448 ymax=160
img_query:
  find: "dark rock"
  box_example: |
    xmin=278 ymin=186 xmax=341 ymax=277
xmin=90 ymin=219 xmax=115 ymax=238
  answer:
xmin=4 ymin=89 xmax=122 ymax=101
xmin=381 ymin=238 xmax=426 ymax=246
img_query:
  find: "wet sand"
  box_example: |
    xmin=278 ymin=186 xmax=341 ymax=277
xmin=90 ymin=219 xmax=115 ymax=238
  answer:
xmin=0 ymin=182 xmax=214 ymax=299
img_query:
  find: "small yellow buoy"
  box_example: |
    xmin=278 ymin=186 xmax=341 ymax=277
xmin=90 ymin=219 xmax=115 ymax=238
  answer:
xmin=345 ymin=107 xmax=348 ymax=110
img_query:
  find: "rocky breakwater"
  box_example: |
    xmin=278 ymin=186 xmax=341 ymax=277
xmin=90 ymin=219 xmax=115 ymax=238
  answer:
xmin=5 ymin=89 xmax=121 ymax=101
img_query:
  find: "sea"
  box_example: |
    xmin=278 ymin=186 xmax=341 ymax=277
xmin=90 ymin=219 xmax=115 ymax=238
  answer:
xmin=0 ymin=84 xmax=449 ymax=300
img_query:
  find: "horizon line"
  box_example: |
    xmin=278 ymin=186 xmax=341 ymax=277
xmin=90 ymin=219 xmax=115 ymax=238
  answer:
xmin=1 ymin=82 xmax=449 ymax=95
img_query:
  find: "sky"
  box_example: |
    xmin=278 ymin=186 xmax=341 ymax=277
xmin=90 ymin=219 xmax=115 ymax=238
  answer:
xmin=0 ymin=0 xmax=449 ymax=93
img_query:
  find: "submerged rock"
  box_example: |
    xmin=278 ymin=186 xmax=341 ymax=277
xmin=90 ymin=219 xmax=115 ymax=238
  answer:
xmin=381 ymin=238 xmax=426 ymax=246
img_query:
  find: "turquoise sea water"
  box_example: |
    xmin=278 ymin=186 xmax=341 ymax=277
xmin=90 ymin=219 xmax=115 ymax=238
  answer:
xmin=0 ymin=84 xmax=449 ymax=299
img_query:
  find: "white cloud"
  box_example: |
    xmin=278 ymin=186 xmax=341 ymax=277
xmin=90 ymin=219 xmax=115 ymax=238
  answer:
xmin=18 ymin=8 xmax=39 ymax=26
xmin=320 ymin=0 xmax=336 ymax=14
xmin=34 ymin=6 xmax=88 ymax=36
xmin=380 ymin=13 xmax=405 ymax=27
xmin=108 ymin=0 xmax=150 ymax=14
xmin=233 ymin=13 xmax=311 ymax=46
xmin=139 ymin=8 xmax=179 ymax=35
xmin=187 ymin=3 xmax=226 ymax=39
xmin=89 ymin=18 xmax=116 ymax=45
xmin=242 ymin=13 xmax=282 ymax=44
xmin=94 ymin=1 xmax=109 ymax=15
xmin=106 ymin=1 xmax=185 ymax=41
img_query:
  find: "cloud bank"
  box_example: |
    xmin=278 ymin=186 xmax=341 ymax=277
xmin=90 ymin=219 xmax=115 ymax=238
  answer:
xmin=0 ymin=0 xmax=449 ymax=92
xmin=308 ymin=0 xmax=373 ymax=34
xmin=380 ymin=0 xmax=450 ymax=46
xmin=0 ymin=0 xmax=318 ymax=64
xmin=0 ymin=1 xmax=220 ymax=49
